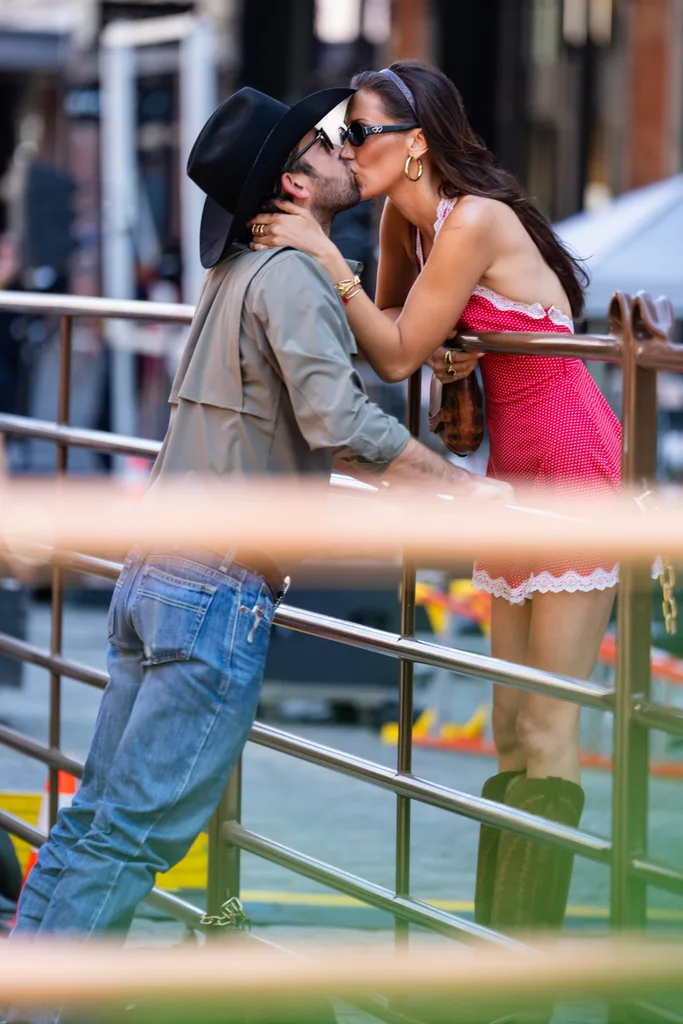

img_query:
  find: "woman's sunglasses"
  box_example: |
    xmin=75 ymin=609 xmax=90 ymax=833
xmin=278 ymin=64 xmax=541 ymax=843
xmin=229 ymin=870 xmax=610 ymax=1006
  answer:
xmin=339 ymin=121 xmax=419 ymax=148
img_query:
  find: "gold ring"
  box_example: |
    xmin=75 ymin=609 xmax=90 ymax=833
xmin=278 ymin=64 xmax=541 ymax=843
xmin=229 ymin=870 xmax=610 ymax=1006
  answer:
xmin=444 ymin=350 xmax=458 ymax=379
xmin=251 ymin=223 xmax=266 ymax=237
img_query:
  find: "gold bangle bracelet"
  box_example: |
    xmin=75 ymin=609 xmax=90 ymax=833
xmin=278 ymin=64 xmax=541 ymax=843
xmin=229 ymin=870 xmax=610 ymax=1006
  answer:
xmin=341 ymin=284 xmax=363 ymax=305
xmin=334 ymin=275 xmax=361 ymax=299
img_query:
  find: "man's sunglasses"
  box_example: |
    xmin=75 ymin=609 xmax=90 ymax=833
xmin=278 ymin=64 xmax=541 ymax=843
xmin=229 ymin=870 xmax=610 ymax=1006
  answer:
xmin=339 ymin=121 xmax=419 ymax=148
xmin=286 ymin=127 xmax=335 ymax=168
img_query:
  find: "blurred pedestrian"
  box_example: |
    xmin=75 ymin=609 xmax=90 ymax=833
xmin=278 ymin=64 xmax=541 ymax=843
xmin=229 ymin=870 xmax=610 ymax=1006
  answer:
xmin=7 ymin=82 xmax=507 ymax=996
xmin=247 ymin=59 xmax=622 ymax=944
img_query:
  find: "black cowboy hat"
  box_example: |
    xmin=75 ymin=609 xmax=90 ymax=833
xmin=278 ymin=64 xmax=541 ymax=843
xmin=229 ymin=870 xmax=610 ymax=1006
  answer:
xmin=187 ymin=86 xmax=355 ymax=269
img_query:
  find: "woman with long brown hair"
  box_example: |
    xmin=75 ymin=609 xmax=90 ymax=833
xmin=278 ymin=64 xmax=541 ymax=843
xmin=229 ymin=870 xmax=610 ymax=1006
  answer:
xmin=248 ymin=60 xmax=621 ymax=939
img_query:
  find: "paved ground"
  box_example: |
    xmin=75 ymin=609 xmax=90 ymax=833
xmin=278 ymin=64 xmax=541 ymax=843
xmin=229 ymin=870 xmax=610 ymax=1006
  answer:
xmin=1 ymin=598 xmax=683 ymax=1022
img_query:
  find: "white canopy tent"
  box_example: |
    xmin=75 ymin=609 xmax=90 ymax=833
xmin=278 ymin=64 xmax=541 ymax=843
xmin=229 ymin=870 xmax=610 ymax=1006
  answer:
xmin=554 ymin=174 xmax=683 ymax=319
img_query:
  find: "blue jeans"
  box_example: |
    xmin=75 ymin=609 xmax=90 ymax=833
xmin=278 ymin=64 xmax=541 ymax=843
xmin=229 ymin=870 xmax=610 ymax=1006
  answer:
xmin=12 ymin=549 xmax=275 ymax=938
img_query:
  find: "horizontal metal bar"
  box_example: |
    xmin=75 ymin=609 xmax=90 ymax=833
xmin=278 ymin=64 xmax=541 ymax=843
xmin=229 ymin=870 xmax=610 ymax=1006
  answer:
xmin=143 ymin=887 xmax=205 ymax=929
xmin=458 ymin=329 xmax=623 ymax=362
xmin=635 ymin=339 xmax=683 ymax=373
xmin=50 ymin=550 xmax=122 ymax=581
xmin=0 ymin=724 xmax=83 ymax=778
xmin=223 ymin=821 xmax=521 ymax=948
xmin=0 ymin=290 xmax=194 ymax=324
xmin=632 ymin=698 xmax=683 ymax=739
xmin=276 ymin=604 xmax=614 ymax=711
xmin=0 ymin=418 xmax=381 ymax=500
xmin=630 ymin=856 xmax=683 ymax=899
xmin=249 ymin=723 xmax=611 ymax=861
xmin=0 ymin=413 xmax=161 ymax=459
xmin=0 ymin=808 xmax=45 ymax=849
xmin=0 ymin=632 xmax=107 ymax=690
xmin=1 ymin=291 xmax=680 ymax=379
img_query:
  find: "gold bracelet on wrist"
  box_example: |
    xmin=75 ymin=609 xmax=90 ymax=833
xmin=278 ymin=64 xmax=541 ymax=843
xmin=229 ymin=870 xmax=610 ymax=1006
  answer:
xmin=334 ymin=275 xmax=362 ymax=303
xmin=342 ymin=284 xmax=363 ymax=304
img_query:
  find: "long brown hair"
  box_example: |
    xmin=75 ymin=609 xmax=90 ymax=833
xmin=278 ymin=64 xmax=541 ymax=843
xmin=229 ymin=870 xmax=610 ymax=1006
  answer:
xmin=352 ymin=60 xmax=587 ymax=318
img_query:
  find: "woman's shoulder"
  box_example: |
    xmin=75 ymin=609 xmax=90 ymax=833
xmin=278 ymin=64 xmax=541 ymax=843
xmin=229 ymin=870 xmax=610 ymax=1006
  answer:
xmin=440 ymin=194 xmax=511 ymax=232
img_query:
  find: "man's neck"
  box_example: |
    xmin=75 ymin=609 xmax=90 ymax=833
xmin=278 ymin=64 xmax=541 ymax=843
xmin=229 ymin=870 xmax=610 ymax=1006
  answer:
xmin=298 ymin=200 xmax=332 ymax=237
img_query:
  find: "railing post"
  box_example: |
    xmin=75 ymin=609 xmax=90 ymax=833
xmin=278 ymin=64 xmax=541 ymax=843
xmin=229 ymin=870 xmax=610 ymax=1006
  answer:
xmin=48 ymin=315 xmax=73 ymax=826
xmin=206 ymin=761 xmax=242 ymax=918
xmin=610 ymin=293 xmax=658 ymax=931
xmin=395 ymin=369 xmax=422 ymax=947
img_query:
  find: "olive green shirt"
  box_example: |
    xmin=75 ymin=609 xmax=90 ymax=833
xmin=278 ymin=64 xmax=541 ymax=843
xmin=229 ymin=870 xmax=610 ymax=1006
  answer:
xmin=148 ymin=244 xmax=410 ymax=487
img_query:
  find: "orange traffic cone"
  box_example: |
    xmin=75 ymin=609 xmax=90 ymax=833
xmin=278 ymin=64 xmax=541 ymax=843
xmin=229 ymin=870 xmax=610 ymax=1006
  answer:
xmin=20 ymin=771 xmax=78 ymax=886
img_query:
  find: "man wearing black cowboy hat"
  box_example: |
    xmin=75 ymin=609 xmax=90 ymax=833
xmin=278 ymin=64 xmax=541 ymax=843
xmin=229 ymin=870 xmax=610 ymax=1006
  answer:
xmin=8 ymin=85 xmax=505 ymax=965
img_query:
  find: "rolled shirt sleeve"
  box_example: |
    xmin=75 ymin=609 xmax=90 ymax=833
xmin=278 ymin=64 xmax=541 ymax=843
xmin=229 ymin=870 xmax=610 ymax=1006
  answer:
xmin=248 ymin=251 xmax=410 ymax=473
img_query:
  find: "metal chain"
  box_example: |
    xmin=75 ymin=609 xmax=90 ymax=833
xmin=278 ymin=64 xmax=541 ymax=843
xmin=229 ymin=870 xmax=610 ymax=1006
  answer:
xmin=634 ymin=488 xmax=678 ymax=637
xmin=659 ymin=558 xmax=678 ymax=636
xmin=199 ymin=896 xmax=251 ymax=931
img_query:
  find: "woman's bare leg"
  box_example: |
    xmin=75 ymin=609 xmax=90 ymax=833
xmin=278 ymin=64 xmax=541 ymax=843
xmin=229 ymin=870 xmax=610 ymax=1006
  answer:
xmin=489 ymin=596 xmax=532 ymax=772
xmin=515 ymin=587 xmax=616 ymax=782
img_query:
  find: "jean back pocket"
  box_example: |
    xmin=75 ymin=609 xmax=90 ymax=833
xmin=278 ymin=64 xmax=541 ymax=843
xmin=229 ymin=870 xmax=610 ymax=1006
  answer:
xmin=131 ymin=566 xmax=217 ymax=665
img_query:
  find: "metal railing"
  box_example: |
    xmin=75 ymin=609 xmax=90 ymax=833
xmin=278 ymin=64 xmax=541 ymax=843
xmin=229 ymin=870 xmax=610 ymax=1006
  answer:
xmin=1 ymin=290 xmax=683 ymax=1016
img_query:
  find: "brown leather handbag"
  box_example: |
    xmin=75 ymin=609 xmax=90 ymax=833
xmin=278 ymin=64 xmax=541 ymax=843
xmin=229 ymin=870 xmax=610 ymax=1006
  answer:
xmin=428 ymin=346 xmax=485 ymax=457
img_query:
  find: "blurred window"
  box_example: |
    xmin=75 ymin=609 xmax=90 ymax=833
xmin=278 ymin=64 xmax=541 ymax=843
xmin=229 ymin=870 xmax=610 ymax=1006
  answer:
xmin=362 ymin=0 xmax=390 ymax=45
xmin=315 ymin=0 xmax=361 ymax=44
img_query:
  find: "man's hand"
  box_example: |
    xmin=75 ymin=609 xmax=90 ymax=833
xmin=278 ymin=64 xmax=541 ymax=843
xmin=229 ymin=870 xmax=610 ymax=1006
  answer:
xmin=428 ymin=344 xmax=481 ymax=383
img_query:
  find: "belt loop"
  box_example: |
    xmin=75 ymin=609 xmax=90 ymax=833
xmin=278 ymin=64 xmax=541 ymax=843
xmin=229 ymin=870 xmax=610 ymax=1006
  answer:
xmin=217 ymin=546 xmax=237 ymax=574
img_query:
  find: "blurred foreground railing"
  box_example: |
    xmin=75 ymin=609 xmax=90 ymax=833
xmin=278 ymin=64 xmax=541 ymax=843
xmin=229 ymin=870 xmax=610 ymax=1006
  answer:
xmin=0 ymin=289 xmax=683 ymax=1024
xmin=1 ymin=939 xmax=683 ymax=1022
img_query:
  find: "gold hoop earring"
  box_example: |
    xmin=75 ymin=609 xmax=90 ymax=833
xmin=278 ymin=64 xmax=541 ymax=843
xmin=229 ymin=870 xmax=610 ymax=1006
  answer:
xmin=404 ymin=156 xmax=423 ymax=182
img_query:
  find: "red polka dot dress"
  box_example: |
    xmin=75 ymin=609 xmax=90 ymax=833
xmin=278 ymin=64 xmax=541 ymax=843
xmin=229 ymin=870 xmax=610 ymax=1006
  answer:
xmin=417 ymin=197 xmax=622 ymax=604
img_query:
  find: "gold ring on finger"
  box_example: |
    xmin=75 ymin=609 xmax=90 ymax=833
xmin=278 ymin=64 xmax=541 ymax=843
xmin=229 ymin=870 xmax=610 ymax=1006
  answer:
xmin=251 ymin=223 xmax=265 ymax=237
xmin=444 ymin=350 xmax=458 ymax=378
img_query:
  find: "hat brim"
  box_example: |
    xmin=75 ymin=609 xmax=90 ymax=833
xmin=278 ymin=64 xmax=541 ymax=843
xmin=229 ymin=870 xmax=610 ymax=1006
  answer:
xmin=199 ymin=87 xmax=355 ymax=269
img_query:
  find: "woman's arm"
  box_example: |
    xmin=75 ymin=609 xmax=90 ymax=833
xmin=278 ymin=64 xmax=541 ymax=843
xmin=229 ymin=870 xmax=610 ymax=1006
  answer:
xmin=375 ymin=199 xmax=480 ymax=380
xmin=249 ymin=199 xmax=495 ymax=383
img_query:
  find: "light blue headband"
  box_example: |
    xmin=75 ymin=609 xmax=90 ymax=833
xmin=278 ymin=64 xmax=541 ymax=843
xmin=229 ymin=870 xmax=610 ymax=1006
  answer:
xmin=379 ymin=68 xmax=417 ymax=116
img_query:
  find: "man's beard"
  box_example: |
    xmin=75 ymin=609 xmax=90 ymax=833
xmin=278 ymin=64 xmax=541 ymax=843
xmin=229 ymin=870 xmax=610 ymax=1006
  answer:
xmin=311 ymin=172 xmax=362 ymax=227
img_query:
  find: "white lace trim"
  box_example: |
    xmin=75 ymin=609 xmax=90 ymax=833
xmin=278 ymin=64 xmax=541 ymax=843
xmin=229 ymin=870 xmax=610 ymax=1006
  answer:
xmin=473 ymin=559 xmax=663 ymax=604
xmin=415 ymin=229 xmax=425 ymax=270
xmin=472 ymin=284 xmax=574 ymax=331
xmin=472 ymin=566 xmax=620 ymax=605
